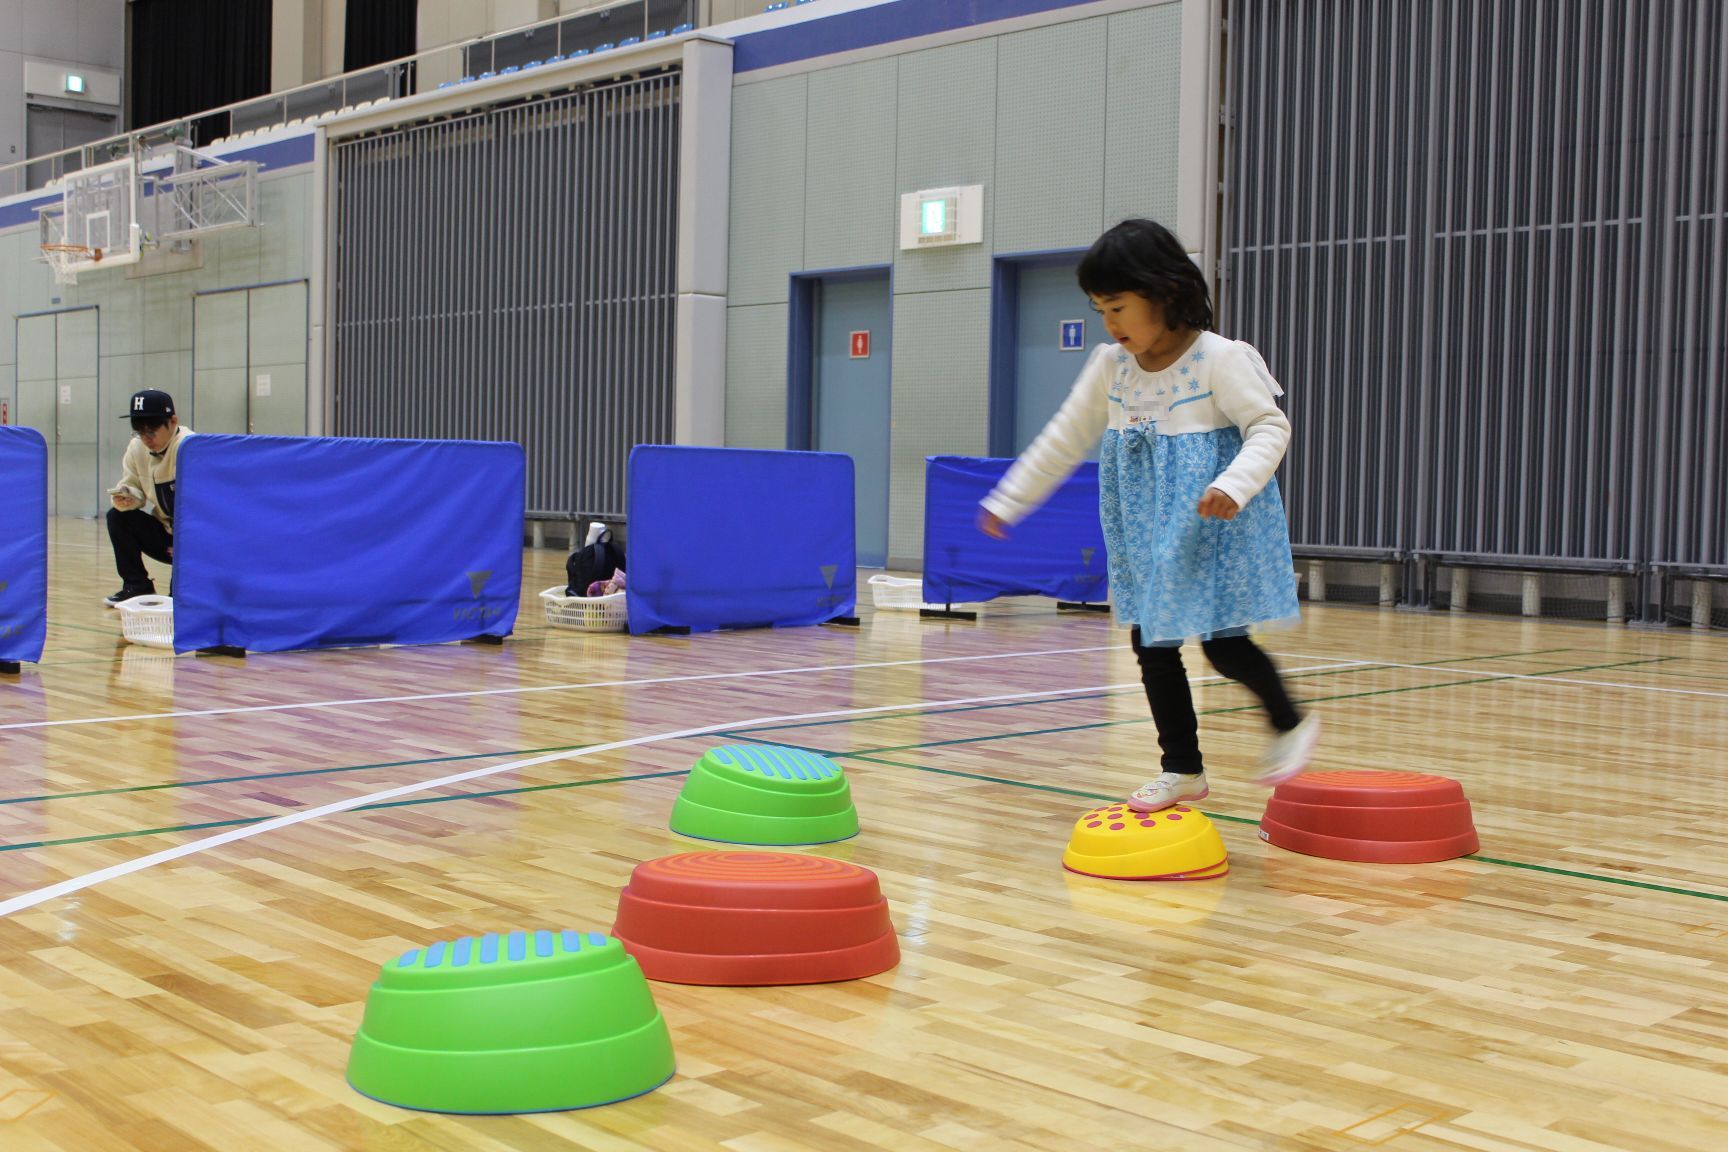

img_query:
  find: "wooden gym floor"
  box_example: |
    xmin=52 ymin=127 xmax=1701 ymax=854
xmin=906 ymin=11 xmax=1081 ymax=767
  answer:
xmin=1 ymin=517 xmax=1726 ymax=1151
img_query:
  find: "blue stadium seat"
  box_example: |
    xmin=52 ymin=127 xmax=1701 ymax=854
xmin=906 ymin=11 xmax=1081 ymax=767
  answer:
xmin=596 ymin=42 xmax=615 ymax=52
xmin=501 ymin=65 xmax=520 ymax=75
xmin=544 ymin=53 xmax=564 ymax=64
xmin=621 ymin=36 xmax=642 ymax=46
xmin=647 ymin=30 xmax=668 ymax=40
xmin=672 ymin=23 xmax=694 ymax=33
xmin=570 ymin=48 xmax=590 ymax=58
xmin=767 ymin=2 xmax=788 ymax=11
xmin=479 ymin=70 xmax=496 ymax=79
xmin=459 ymin=75 xmax=477 ymax=84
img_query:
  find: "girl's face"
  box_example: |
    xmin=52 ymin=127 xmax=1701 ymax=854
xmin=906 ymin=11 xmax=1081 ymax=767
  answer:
xmin=1089 ymin=292 xmax=1176 ymax=357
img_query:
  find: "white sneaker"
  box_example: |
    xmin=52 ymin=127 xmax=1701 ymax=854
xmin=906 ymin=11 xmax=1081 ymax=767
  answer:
xmin=1256 ymin=714 xmax=1321 ymax=785
xmin=1126 ymin=772 xmax=1210 ymax=813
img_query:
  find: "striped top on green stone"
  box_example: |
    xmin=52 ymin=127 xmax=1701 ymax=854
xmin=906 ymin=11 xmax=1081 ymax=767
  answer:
xmin=672 ymin=744 xmax=857 ymax=844
xmin=707 ymin=745 xmax=842 ymax=787
xmin=383 ymin=930 xmax=621 ymax=989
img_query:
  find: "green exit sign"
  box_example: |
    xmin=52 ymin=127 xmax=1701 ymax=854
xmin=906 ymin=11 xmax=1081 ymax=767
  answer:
xmin=901 ymin=186 xmax=980 ymax=250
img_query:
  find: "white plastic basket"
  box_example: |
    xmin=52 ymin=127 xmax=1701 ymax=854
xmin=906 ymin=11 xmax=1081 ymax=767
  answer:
xmin=118 ymin=595 xmax=175 ymax=648
xmin=539 ymin=586 xmax=628 ymax=632
xmin=867 ymin=574 xmax=985 ymax=615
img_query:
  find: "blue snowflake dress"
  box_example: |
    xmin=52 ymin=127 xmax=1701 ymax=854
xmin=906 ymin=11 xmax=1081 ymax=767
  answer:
xmin=984 ymin=331 xmax=1300 ymax=645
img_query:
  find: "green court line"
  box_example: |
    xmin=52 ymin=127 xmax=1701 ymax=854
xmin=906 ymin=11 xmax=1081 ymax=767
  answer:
xmin=809 ymin=656 xmax=1677 ymax=758
xmin=0 ymin=647 xmax=1569 ymax=808
xmin=1463 ymin=856 xmax=1728 ymax=903
xmin=834 ymin=750 xmax=1262 ymax=824
xmin=1616 ymin=667 xmax=1728 ymax=684
xmin=0 ymin=652 xmax=1709 ymax=908
xmin=0 ymin=769 xmax=689 ymax=854
xmin=0 ymin=743 xmax=593 ymax=807
xmin=777 ymin=749 xmax=1728 ymax=903
xmin=720 ymin=647 xmax=1579 ymax=741
xmin=1437 ymin=647 xmax=1577 ymax=661
xmin=0 ymin=654 xmax=1671 ymax=812
xmin=359 ymin=769 xmax=689 ymax=810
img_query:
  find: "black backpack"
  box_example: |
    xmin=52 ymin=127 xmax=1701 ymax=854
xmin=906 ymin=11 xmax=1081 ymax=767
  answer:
xmin=566 ymin=529 xmax=626 ymax=596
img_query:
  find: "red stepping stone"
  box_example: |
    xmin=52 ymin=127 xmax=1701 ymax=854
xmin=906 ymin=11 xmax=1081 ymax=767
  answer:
xmin=1258 ymin=770 xmax=1479 ymax=863
xmin=612 ymin=852 xmax=899 ymax=986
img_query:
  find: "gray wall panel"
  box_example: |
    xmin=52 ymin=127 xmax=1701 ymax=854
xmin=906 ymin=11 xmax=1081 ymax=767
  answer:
xmin=804 ymin=59 xmax=898 ymax=273
xmin=887 ymin=288 xmax=991 ymax=564
xmin=1105 ymin=3 xmax=1184 ymax=230
xmin=892 ymin=39 xmax=997 ymax=295
xmin=729 ymin=76 xmax=807 ymax=307
xmin=724 ymin=302 xmax=787 ymax=449
xmin=0 ymin=233 xmax=17 ymax=374
xmin=994 ymin=18 xmax=1107 ymax=255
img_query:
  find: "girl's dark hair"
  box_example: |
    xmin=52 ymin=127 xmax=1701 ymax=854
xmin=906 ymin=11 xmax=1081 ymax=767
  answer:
xmin=1076 ymin=219 xmax=1214 ymax=332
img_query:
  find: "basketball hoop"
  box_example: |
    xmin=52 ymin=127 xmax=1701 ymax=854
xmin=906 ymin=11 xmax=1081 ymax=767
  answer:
xmin=40 ymin=242 xmax=101 ymax=285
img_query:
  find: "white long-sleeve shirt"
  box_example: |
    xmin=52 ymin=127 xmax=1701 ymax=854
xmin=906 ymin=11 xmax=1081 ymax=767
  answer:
xmin=982 ymin=331 xmax=1291 ymax=524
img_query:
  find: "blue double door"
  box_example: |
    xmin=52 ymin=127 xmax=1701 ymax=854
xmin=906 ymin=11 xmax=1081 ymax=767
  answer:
xmin=794 ymin=261 xmax=1087 ymax=567
xmin=805 ymin=273 xmax=892 ymax=568
xmin=1008 ymin=260 xmax=1093 ymax=456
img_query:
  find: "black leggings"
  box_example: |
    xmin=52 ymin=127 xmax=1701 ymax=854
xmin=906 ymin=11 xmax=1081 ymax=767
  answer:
xmin=1131 ymin=628 xmax=1301 ymax=775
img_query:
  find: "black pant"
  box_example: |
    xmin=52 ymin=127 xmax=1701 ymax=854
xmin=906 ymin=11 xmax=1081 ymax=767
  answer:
xmin=106 ymin=507 xmax=173 ymax=588
xmin=1131 ymin=628 xmax=1302 ymax=775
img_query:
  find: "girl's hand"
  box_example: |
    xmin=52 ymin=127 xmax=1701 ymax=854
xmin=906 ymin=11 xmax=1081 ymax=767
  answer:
xmin=1197 ymin=487 xmax=1240 ymax=520
xmin=977 ymin=509 xmax=1011 ymax=540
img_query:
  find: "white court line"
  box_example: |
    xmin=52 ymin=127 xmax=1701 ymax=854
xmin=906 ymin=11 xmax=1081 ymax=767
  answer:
xmin=0 ymin=661 xmax=1362 ymax=918
xmin=1279 ymin=651 xmax=1728 ymax=701
xmin=0 ymin=643 xmax=1131 ymax=732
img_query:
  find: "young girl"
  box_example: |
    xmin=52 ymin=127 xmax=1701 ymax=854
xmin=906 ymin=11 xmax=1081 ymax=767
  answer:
xmin=978 ymin=219 xmax=1319 ymax=812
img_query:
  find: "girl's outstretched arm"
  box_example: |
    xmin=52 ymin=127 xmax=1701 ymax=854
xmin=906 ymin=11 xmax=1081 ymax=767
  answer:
xmin=981 ymin=343 xmax=1113 ymax=527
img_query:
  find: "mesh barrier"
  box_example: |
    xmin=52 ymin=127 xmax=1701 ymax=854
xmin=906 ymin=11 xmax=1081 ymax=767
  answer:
xmin=1660 ymin=576 xmax=1728 ymax=631
xmin=1295 ymin=560 xmax=1396 ymax=607
xmin=1430 ymin=567 xmax=1629 ymax=624
xmin=1297 ymin=559 xmax=1646 ymax=625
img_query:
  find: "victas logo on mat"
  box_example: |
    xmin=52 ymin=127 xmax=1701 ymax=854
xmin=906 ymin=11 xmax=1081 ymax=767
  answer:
xmin=817 ymin=563 xmax=847 ymax=609
xmin=454 ymin=569 xmax=506 ymax=624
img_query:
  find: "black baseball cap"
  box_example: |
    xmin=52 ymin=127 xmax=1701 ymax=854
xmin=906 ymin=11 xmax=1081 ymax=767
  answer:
xmin=121 ymin=389 xmax=176 ymax=420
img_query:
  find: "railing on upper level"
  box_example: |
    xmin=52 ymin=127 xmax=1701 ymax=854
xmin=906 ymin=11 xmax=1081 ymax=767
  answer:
xmin=0 ymin=0 xmax=704 ymax=200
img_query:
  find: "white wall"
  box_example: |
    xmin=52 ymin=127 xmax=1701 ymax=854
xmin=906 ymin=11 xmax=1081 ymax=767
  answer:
xmin=272 ymin=0 xmax=325 ymax=92
xmin=323 ymin=0 xmax=349 ymax=77
xmin=0 ymin=0 xmax=125 ymax=169
xmin=417 ymin=0 xmax=558 ymax=52
xmin=707 ymin=0 xmax=782 ymax=21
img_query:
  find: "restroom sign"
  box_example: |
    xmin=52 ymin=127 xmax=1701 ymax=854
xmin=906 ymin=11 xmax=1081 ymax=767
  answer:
xmin=850 ymin=330 xmax=871 ymax=359
xmin=1060 ymin=320 xmax=1085 ymax=351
